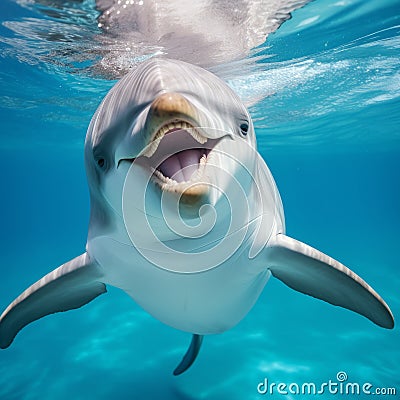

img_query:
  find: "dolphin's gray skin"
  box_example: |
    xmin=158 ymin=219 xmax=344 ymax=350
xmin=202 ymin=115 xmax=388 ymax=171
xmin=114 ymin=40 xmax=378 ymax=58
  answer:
xmin=0 ymin=58 xmax=394 ymax=375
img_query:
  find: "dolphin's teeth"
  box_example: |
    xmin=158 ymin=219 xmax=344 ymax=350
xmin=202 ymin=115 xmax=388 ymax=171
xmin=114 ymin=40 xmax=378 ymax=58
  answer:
xmin=155 ymin=129 xmax=165 ymax=140
xmin=189 ymin=128 xmax=208 ymax=145
xmin=189 ymin=154 xmax=207 ymax=182
xmin=158 ymin=127 xmax=166 ymax=136
xmin=143 ymin=135 xmax=162 ymax=158
xmin=152 ymin=150 xmax=209 ymax=189
xmin=161 ymin=178 xmax=180 ymax=191
xmin=153 ymin=168 xmax=179 ymax=185
xmin=142 ymin=121 xmax=207 ymax=159
xmin=153 ymin=169 xmax=163 ymax=180
xmin=142 ymin=128 xmax=165 ymax=157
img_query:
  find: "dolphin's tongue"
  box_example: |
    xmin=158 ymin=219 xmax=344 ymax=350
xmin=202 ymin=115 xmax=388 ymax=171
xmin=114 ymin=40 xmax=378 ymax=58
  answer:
xmin=158 ymin=149 xmax=203 ymax=182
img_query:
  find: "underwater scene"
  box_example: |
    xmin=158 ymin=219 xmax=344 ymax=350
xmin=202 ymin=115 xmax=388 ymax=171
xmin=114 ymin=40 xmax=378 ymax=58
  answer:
xmin=0 ymin=0 xmax=399 ymax=399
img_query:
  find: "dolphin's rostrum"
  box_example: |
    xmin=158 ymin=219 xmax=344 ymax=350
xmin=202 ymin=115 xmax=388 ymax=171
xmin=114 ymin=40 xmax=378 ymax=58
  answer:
xmin=0 ymin=58 xmax=394 ymax=375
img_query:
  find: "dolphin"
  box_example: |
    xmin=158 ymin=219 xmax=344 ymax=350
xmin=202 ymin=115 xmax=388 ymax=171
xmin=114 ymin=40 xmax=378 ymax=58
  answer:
xmin=0 ymin=58 xmax=394 ymax=375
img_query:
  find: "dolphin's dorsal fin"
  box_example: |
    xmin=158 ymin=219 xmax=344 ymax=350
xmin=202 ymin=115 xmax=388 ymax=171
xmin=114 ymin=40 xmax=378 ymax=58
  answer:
xmin=0 ymin=253 xmax=106 ymax=349
xmin=173 ymin=334 xmax=204 ymax=376
xmin=266 ymin=234 xmax=394 ymax=329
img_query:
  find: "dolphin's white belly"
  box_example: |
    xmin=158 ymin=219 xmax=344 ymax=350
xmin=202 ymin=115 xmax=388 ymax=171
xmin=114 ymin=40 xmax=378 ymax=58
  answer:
xmin=88 ymin=235 xmax=271 ymax=334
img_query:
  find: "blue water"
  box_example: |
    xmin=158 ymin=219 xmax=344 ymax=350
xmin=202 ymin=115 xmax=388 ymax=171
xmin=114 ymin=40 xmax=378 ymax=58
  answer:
xmin=0 ymin=0 xmax=399 ymax=399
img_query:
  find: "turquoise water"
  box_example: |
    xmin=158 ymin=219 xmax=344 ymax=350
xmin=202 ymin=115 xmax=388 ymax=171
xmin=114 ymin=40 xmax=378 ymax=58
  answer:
xmin=0 ymin=0 xmax=399 ymax=399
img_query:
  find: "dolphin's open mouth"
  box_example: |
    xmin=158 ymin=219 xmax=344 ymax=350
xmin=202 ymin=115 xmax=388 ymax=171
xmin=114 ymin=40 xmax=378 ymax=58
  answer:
xmin=138 ymin=120 xmax=218 ymax=196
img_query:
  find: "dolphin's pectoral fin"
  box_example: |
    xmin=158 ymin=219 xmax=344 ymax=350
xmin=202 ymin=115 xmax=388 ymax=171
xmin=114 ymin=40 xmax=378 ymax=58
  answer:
xmin=266 ymin=234 xmax=394 ymax=329
xmin=173 ymin=334 xmax=203 ymax=376
xmin=0 ymin=253 xmax=106 ymax=349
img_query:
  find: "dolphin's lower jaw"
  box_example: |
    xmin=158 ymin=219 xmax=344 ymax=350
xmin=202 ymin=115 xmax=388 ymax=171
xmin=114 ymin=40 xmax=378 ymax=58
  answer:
xmin=150 ymin=147 xmax=215 ymax=209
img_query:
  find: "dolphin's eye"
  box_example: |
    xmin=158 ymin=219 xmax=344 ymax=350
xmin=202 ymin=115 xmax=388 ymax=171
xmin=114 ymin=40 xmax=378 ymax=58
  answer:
xmin=97 ymin=158 xmax=106 ymax=169
xmin=240 ymin=122 xmax=249 ymax=136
